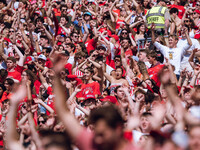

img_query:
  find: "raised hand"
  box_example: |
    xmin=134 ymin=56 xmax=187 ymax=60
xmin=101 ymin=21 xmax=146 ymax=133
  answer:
xmin=10 ymin=83 xmax=27 ymax=104
xmin=151 ymin=23 xmax=156 ymax=30
xmin=75 ymin=84 xmax=82 ymax=93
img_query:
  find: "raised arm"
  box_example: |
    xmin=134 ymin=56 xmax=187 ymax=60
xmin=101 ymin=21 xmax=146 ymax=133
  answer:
xmin=53 ymin=55 xmax=82 ymax=140
xmin=12 ymin=45 xmax=25 ymax=66
xmin=7 ymin=83 xmax=27 ymax=149
xmin=189 ymin=48 xmax=198 ymax=69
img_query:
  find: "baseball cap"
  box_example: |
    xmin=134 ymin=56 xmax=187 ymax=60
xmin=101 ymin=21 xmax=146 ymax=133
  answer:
xmin=67 ymin=75 xmax=82 ymax=85
xmin=195 ymin=10 xmax=200 ymax=15
xmin=100 ymin=96 xmax=118 ymax=104
xmin=97 ymin=44 xmax=107 ymax=50
xmin=38 ymin=54 xmax=47 ymax=61
xmin=84 ymin=12 xmax=92 ymax=16
xmin=84 ymin=94 xmax=95 ymax=100
xmin=25 ymin=56 xmax=34 ymax=64
xmin=109 ymin=35 xmax=119 ymax=41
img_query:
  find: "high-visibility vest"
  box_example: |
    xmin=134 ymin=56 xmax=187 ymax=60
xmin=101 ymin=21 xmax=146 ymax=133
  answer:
xmin=146 ymin=6 xmax=167 ymax=29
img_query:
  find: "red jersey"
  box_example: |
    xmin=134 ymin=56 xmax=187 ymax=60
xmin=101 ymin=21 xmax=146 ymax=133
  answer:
xmin=169 ymin=5 xmax=185 ymax=19
xmin=76 ymin=82 xmax=100 ymax=99
xmin=85 ymin=39 xmax=97 ymax=55
xmin=148 ymin=63 xmax=165 ymax=87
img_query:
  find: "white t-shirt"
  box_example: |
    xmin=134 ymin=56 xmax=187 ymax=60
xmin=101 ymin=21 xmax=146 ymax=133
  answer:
xmin=178 ymin=38 xmax=200 ymax=60
xmin=154 ymin=42 xmax=190 ymax=75
xmin=178 ymin=38 xmax=200 ymax=71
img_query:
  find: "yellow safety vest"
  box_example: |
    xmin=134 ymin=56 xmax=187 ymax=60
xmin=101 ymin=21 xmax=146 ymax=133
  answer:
xmin=146 ymin=6 xmax=167 ymax=29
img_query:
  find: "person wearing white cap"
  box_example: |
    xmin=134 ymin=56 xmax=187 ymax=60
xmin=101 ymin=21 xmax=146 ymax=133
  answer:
xmin=32 ymin=54 xmax=48 ymax=74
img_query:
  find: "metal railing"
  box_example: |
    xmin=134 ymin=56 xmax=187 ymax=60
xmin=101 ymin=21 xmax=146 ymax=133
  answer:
xmin=137 ymin=38 xmax=152 ymax=51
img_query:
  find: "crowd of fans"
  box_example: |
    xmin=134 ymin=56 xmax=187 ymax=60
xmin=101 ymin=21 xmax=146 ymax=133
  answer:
xmin=0 ymin=0 xmax=200 ymax=149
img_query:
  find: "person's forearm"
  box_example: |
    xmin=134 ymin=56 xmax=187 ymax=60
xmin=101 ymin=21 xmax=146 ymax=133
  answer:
xmin=177 ymin=76 xmax=183 ymax=87
xmin=44 ymin=29 xmax=53 ymax=45
xmin=165 ymin=20 xmax=169 ymax=34
xmin=14 ymin=45 xmax=25 ymax=66
xmin=17 ymin=113 xmax=28 ymax=127
xmin=71 ymin=10 xmax=76 ymax=22
xmin=185 ymin=33 xmax=192 ymax=46
xmin=76 ymin=105 xmax=90 ymax=116
xmin=21 ymin=29 xmax=29 ymax=44
xmin=7 ymin=103 xmax=19 ymax=144
xmin=27 ymin=84 xmax=32 ymax=102
xmin=28 ymin=113 xmax=43 ymax=149
xmin=125 ymin=12 xmax=133 ymax=24
xmin=151 ymin=29 xmax=155 ymax=43
xmin=109 ymin=10 xmax=116 ymax=23
xmin=168 ymin=64 xmax=177 ymax=84
xmin=54 ymin=72 xmax=82 ymax=140
xmin=189 ymin=73 xmax=198 ymax=87
xmin=189 ymin=53 xmax=195 ymax=69
xmin=89 ymin=59 xmax=102 ymax=69
xmin=35 ymin=40 xmax=41 ymax=53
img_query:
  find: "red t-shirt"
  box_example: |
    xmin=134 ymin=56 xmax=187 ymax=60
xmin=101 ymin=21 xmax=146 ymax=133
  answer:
xmin=65 ymin=63 xmax=72 ymax=75
xmin=7 ymin=70 xmax=21 ymax=82
xmin=76 ymin=82 xmax=100 ymax=99
xmin=169 ymin=5 xmax=185 ymax=19
xmin=46 ymin=86 xmax=55 ymax=115
xmin=148 ymin=64 xmax=165 ymax=87
xmin=85 ymin=39 xmax=97 ymax=55
xmin=45 ymin=58 xmax=53 ymax=68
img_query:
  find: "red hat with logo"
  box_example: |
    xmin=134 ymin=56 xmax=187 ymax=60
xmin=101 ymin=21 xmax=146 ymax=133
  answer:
xmin=25 ymin=56 xmax=33 ymax=64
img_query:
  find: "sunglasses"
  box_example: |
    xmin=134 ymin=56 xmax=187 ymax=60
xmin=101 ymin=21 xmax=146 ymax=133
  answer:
xmin=9 ymin=30 xmax=14 ymax=33
xmin=62 ymin=9 xmax=67 ymax=11
xmin=184 ymin=20 xmax=190 ymax=23
xmin=38 ymin=120 xmax=46 ymax=124
xmin=92 ymin=55 xmax=98 ymax=57
xmin=191 ymin=12 xmax=197 ymax=15
xmin=77 ymin=57 xmax=82 ymax=60
xmin=121 ymin=32 xmax=128 ymax=35
xmin=115 ymin=59 xmax=121 ymax=62
xmin=196 ymin=4 xmax=200 ymax=6
xmin=74 ymin=35 xmax=79 ymax=38
xmin=22 ymin=105 xmax=27 ymax=109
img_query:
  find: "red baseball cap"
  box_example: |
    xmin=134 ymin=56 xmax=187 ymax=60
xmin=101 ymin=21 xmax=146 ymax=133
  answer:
xmin=84 ymin=94 xmax=95 ymax=100
xmin=67 ymin=75 xmax=82 ymax=85
xmin=100 ymin=96 xmax=118 ymax=104
xmin=195 ymin=10 xmax=200 ymax=15
xmin=25 ymin=56 xmax=33 ymax=64
xmin=109 ymin=35 xmax=119 ymax=41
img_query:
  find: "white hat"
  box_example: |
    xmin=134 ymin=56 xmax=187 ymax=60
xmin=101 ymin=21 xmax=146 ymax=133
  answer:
xmin=38 ymin=54 xmax=47 ymax=61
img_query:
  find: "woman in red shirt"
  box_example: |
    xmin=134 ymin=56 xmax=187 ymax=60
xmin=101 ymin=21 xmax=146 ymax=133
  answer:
xmin=76 ymin=67 xmax=100 ymax=102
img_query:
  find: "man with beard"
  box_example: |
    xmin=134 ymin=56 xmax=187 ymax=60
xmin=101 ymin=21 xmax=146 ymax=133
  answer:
xmin=53 ymin=57 xmax=139 ymax=150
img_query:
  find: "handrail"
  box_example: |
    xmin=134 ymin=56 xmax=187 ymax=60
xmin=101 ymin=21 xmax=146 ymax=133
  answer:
xmin=137 ymin=38 xmax=152 ymax=51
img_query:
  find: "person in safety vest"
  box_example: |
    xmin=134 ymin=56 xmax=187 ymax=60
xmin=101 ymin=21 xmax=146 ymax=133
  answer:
xmin=146 ymin=0 xmax=170 ymax=35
